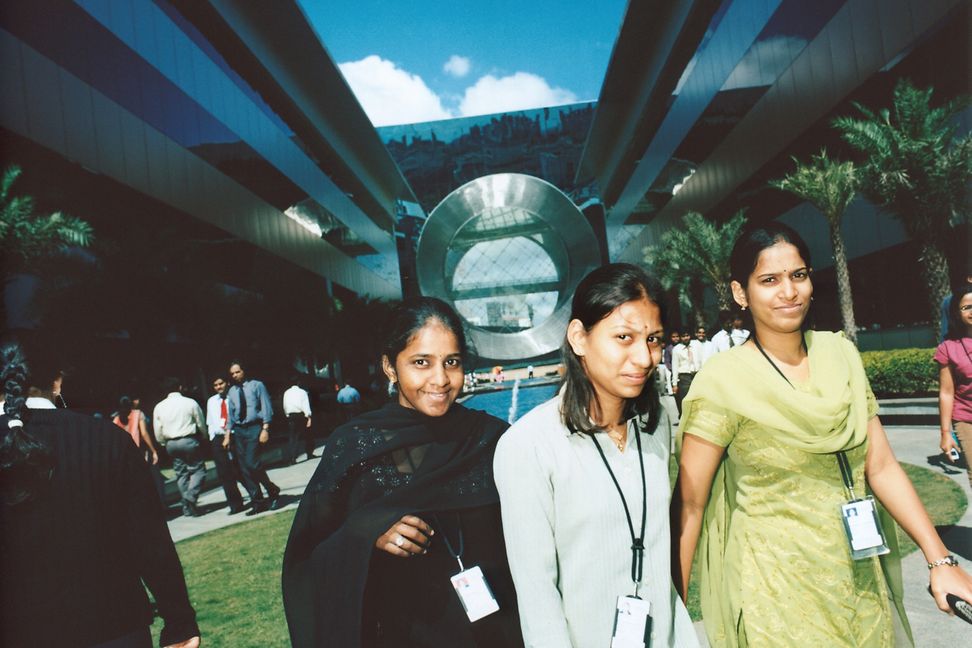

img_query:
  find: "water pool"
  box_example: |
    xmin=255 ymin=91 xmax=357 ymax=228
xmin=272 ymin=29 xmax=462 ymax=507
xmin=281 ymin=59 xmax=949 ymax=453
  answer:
xmin=463 ymin=382 xmax=559 ymax=423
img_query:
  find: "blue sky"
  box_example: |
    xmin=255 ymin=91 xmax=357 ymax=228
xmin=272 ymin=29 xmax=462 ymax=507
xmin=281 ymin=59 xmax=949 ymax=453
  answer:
xmin=298 ymin=0 xmax=628 ymax=126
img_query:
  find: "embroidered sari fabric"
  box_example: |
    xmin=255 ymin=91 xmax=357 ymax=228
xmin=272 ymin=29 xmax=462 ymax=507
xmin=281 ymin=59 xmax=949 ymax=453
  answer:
xmin=679 ymin=331 xmax=913 ymax=647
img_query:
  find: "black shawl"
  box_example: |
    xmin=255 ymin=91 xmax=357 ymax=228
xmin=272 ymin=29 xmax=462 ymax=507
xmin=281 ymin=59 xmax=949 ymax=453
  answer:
xmin=281 ymin=401 xmax=508 ymax=647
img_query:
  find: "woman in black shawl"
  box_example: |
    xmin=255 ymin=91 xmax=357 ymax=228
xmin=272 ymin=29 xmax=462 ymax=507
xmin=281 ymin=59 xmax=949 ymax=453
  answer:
xmin=282 ymin=297 xmax=523 ymax=647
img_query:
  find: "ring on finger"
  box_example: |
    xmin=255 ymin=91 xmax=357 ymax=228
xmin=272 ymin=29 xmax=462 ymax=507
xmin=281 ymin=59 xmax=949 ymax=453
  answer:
xmin=394 ymin=535 xmax=406 ymax=548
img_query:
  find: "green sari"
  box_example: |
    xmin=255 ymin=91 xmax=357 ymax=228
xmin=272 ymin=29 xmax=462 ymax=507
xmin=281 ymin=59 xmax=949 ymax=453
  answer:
xmin=678 ymin=331 xmax=913 ymax=647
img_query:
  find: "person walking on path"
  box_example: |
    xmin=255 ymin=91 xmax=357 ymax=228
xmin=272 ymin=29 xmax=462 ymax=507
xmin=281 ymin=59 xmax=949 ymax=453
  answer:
xmin=206 ymin=375 xmax=247 ymax=515
xmin=228 ymin=360 xmax=280 ymax=515
xmin=283 ymin=376 xmax=315 ymax=464
xmin=671 ymin=330 xmax=697 ymax=416
xmin=112 ymin=395 xmax=160 ymax=464
xmin=336 ymin=381 xmax=361 ymax=423
xmin=937 ymin=284 xmax=972 ymax=488
xmin=153 ymin=377 xmax=207 ymax=518
xmin=1 ymin=339 xmax=200 ymax=647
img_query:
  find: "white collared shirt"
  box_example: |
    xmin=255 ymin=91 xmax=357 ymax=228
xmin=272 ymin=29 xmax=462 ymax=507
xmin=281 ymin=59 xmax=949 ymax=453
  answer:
xmin=152 ymin=392 xmax=205 ymax=445
xmin=25 ymin=397 xmax=56 ymax=409
xmin=282 ymin=385 xmax=312 ymax=417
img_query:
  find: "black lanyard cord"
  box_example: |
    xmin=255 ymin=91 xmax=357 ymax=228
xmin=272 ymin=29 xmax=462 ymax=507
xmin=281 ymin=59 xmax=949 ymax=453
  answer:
xmin=399 ymin=447 xmax=466 ymax=569
xmin=752 ymin=334 xmax=855 ymax=497
xmin=589 ymin=419 xmax=648 ymax=590
xmin=432 ymin=512 xmax=465 ymax=570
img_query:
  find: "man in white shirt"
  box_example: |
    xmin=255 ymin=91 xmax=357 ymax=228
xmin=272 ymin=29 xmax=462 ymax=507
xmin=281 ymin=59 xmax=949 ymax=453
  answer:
xmin=205 ymin=376 xmax=246 ymax=515
xmin=153 ymin=377 xmax=207 ymax=517
xmin=670 ymin=330 xmax=697 ymax=416
xmin=283 ymin=377 xmax=315 ymax=464
xmin=730 ymin=314 xmax=751 ymax=347
xmin=691 ymin=326 xmax=716 ymax=369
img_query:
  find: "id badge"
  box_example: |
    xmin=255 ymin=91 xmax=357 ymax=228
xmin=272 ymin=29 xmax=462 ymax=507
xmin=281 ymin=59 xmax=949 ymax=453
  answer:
xmin=612 ymin=595 xmax=652 ymax=648
xmin=450 ymin=565 xmax=500 ymax=622
xmin=840 ymin=496 xmax=890 ymax=560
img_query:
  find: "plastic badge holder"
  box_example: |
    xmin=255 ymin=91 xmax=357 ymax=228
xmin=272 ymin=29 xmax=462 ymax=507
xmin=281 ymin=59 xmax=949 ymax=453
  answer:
xmin=840 ymin=495 xmax=891 ymax=561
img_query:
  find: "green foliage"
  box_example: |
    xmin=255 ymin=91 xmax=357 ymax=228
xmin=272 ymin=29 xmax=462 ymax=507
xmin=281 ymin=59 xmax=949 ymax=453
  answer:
xmin=894 ymin=463 xmax=967 ymax=556
xmin=860 ymin=347 xmax=937 ymax=396
xmin=0 ymin=165 xmax=94 ymax=276
xmin=832 ymin=79 xmax=971 ymax=242
xmin=770 ymin=149 xmax=857 ymax=223
xmin=644 ymin=210 xmax=747 ymax=313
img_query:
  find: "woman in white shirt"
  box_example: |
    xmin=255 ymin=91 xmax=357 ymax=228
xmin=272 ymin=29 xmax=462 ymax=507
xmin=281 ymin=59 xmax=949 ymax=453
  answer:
xmin=494 ymin=263 xmax=698 ymax=648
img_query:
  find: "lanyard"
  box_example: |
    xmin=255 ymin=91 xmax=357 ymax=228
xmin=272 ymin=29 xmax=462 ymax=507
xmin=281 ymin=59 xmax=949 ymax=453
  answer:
xmin=589 ymin=419 xmax=648 ymax=596
xmin=751 ymin=334 xmax=856 ymax=498
xmin=433 ymin=512 xmax=466 ymax=571
xmin=400 ymin=447 xmax=467 ymax=571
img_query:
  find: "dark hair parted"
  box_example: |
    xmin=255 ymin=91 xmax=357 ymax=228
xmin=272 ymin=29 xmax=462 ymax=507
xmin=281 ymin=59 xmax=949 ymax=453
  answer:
xmin=161 ymin=376 xmax=182 ymax=394
xmin=729 ymin=221 xmax=812 ymax=285
xmin=1 ymin=340 xmax=55 ymax=506
xmin=946 ymin=284 xmax=972 ymax=340
xmin=560 ymin=263 xmax=665 ymax=436
xmin=729 ymin=222 xmax=813 ymax=330
xmin=381 ymin=297 xmax=469 ymax=367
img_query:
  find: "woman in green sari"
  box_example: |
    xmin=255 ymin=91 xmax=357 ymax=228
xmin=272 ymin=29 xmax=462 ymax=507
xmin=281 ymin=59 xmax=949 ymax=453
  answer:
xmin=671 ymin=223 xmax=972 ymax=647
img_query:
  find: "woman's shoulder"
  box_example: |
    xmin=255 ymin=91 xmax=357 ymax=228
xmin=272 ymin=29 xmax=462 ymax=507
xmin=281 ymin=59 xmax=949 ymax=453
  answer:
xmin=497 ymin=396 xmax=564 ymax=450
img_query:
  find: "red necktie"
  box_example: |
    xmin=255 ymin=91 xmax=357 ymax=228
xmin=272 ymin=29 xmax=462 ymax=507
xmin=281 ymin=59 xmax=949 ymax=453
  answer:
xmin=220 ymin=398 xmax=228 ymax=429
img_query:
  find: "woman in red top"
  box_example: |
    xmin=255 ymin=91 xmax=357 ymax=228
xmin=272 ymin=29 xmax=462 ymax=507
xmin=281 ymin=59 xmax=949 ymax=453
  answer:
xmin=937 ymin=284 xmax=972 ymax=487
xmin=113 ymin=395 xmax=159 ymax=466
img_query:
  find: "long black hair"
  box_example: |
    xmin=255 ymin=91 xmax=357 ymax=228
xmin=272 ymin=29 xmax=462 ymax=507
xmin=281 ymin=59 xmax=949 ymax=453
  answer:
xmin=946 ymin=284 xmax=972 ymax=340
xmin=381 ymin=296 xmax=469 ymax=366
xmin=561 ymin=263 xmax=665 ymax=436
xmin=1 ymin=339 xmax=55 ymax=506
xmin=729 ymin=221 xmax=813 ymax=330
xmin=117 ymin=396 xmax=133 ymax=426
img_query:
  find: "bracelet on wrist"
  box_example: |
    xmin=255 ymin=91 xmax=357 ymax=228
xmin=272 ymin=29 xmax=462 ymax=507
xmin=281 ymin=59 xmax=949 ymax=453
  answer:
xmin=927 ymin=555 xmax=959 ymax=570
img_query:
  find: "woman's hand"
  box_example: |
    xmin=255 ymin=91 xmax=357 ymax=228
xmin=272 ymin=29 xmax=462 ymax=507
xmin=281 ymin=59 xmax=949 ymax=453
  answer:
xmin=150 ymin=450 xmax=159 ymax=466
xmin=929 ymin=563 xmax=972 ymax=614
xmin=375 ymin=515 xmax=433 ymax=558
xmin=941 ymin=431 xmax=960 ymax=462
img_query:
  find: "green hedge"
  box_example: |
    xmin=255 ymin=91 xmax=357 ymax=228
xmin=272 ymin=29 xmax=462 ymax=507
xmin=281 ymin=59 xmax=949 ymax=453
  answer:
xmin=860 ymin=347 xmax=938 ymax=397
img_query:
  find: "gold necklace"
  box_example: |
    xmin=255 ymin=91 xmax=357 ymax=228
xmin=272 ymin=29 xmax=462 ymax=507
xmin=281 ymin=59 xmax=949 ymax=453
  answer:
xmin=606 ymin=427 xmax=626 ymax=452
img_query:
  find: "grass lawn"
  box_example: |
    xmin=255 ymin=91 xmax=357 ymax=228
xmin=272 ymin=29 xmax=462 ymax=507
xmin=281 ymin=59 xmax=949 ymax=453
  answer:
xmin=153 ymin=463 xmax=965 ymax=643
xmin=152 ymin=510 xmax=296 ymax=647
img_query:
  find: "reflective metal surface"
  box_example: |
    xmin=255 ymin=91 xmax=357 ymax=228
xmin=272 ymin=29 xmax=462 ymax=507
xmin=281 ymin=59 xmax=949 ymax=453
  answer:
xmin=417 ymin=173 xmax=601 ymax=360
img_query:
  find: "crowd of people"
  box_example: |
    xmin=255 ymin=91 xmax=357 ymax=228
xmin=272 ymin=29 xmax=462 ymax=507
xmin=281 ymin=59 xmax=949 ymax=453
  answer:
xmin=3 ymin=221 xmax=971 ymax=647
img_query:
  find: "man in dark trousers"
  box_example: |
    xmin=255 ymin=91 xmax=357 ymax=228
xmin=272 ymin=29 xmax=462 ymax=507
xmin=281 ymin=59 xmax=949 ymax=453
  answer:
xmin=205 ymin=375 xmax=247 ymax=514
xmin=228 ymin=360 xmax=280 ymax=515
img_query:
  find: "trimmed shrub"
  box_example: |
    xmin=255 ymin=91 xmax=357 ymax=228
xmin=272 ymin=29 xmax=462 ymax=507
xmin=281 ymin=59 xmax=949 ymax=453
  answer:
xmin=860 ymin=348 xmax=937 ymax=397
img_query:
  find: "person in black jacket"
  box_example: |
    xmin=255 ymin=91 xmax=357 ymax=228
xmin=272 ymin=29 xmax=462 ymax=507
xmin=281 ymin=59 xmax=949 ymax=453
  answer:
xmin=0 ymin=338 xmax=201 ymax=648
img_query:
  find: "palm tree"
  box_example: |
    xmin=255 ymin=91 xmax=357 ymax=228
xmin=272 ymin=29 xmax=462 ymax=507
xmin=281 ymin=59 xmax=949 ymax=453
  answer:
xmin=771 ymin=150 xmax=859 ymax=344
xmin=644 ymin=210 xmax=748 ymax=326
xmin=0 ymin=164 xmax=93 ymax=280
xmin=833 ymin=79 xmax=971 ymax=325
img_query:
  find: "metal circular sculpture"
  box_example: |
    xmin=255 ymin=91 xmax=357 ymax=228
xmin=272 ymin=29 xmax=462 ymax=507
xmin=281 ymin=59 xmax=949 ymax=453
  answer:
xmin=417 ymin=173 xmax=601 ymax=360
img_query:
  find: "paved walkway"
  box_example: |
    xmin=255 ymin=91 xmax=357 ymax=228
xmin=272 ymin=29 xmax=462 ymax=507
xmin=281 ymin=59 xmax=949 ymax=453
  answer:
xmin=165 ymin=427 xmax=971 ymax=644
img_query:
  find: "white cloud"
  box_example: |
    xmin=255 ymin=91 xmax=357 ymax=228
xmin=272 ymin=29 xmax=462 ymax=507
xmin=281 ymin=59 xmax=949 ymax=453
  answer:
xmin=459 ymin=72 xmax=578 ymax=117
xmin=443 ymin=55 xmax=471 ymax=78
xmin=338 ymin=55 xmax=452 ymax=127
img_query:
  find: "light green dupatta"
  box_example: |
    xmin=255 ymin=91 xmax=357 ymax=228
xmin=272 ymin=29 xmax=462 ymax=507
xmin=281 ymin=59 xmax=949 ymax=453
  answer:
xmin=678 ymin=330 xmax=912 ymax=646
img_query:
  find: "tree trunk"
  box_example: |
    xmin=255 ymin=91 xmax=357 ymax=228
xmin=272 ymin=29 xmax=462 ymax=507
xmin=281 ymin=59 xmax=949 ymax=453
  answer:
xmin=713 ymin=281 xmax=733 ymax=312
xmin=919 ymin=240 xmax=951 ymax=327
xmin=827 ymin=216 xmax=858 ymax=345
xmin=689 ymin=278 xmax=706 ymax=329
